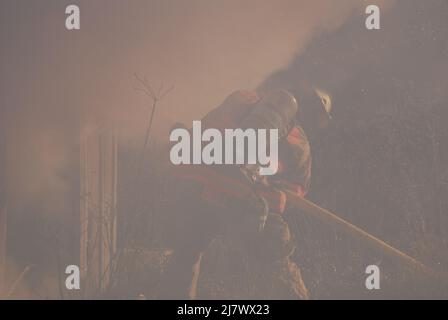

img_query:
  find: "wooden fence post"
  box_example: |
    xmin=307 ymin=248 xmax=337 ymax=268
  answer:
xmin=80 ymin=127 xmax=117 ymax=297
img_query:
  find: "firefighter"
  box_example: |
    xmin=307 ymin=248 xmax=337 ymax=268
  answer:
xmin=160 ymin=88 xmax=331 ymax=299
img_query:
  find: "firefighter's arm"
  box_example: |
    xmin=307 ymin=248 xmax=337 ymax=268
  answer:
xmin=254 ymin=178 xmax=308 ymax=215
xmin=263 ymin=124 xmax=312 ymax=211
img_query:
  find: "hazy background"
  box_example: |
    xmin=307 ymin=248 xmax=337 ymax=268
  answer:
xmin=1 ymin=0 xmax=448 ymax=298
xmin=1 ymin=0 xmax=390 ymax=204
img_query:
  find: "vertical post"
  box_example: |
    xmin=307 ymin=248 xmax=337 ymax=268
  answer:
xmin=0 ymin=203 xmax=6 ymax=297
xmin=0 ymin=128 xmax=7 ymax=296
xmin=79 ymin=133 xmax=89 ymax=297
xmin=80 ymin=127 xmax=117 ymax=297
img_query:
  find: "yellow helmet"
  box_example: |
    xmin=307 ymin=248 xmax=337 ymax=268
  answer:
xmin=314 ymin=87 xmax=332 ymax=120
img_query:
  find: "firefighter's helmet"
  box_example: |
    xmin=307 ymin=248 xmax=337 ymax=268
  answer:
xmin=241 ymin=89 xmax=299 ymax=138
xmin=314 ymin=87 xmax=332 ymax=120
xmin=296 ymin=87 xmax=333 ymax=131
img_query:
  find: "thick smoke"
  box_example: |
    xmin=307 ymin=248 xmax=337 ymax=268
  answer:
xmin=0 ymin=0 xmax=393 ymax=297
xmin=0 ymin=0 xmax=392 ymax=205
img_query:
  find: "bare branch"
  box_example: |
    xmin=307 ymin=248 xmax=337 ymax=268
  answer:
xmin=160 ymin=85 xmax=175 ymax=100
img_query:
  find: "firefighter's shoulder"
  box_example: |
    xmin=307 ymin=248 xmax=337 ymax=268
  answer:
xmin=222 ymin=90 xmax=261 ymax=106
